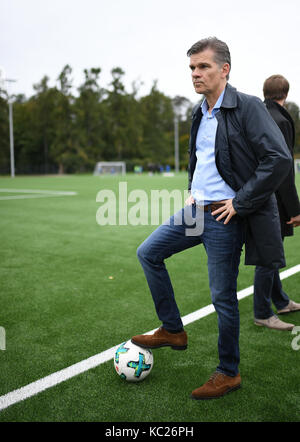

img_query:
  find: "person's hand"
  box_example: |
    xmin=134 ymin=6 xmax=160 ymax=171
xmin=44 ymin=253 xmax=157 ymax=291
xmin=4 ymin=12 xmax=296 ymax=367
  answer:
xmin=185 ymin=194 xmax=195 ymax=206
xmin=286 ymin=214 xmax=300 ymax=227
xmin=211 ymin=199 xmax=237 ymax=225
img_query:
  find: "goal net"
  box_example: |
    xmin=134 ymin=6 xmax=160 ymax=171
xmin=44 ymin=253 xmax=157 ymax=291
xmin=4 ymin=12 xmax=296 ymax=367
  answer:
xmin=94 ymin=161 xmax=126 ymax=175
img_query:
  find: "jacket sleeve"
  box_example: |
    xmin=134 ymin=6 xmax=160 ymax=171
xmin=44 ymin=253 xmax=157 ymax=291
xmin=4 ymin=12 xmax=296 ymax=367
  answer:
xmin=232 ymin=97 xmax=293 ymax=217
xmin=187 ymin=103 xmax=202 ymax=191
xmin=276 ymin=169 xmax=300 ymax=218
xmin=274 ymin=119 xmax=300 ymax=218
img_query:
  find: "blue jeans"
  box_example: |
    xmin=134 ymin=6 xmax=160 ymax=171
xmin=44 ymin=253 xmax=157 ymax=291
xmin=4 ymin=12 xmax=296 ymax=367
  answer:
xmin=137 ymin=205 xmax=244 ymax=377
xmin=254 ymin=266 xmax=290 ymax=319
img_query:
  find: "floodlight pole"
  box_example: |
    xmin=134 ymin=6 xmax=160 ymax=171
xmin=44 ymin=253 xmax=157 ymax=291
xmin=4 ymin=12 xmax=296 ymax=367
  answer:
xmin=174 ymin=115 xmax=179 ymax=173
xmin=8 ymin=100 xmax=15 ymax=177
xmin=5 ymin=79 xmax=17 ymax=178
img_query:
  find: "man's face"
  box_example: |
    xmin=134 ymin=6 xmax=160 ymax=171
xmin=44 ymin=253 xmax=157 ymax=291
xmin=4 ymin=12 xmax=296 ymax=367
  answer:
xmin=189 ymin=48 xmax=229 ymax=95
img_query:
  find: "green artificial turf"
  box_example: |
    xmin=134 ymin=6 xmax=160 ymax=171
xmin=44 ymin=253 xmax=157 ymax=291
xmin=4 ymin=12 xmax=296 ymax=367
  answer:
xmin=0 ymin=173 xmax=299 ymax=422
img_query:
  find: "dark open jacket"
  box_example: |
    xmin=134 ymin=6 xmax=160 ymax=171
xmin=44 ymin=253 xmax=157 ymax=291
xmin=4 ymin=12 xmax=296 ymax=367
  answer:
xmin=264 ymin=99 xmax=300 ymax=237
xmin=188 ymin=83 xmax=293 ymax=269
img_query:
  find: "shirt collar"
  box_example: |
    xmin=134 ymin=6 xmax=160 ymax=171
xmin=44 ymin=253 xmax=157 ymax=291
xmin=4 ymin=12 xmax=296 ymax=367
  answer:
xmin=201 ymin=88 xmax=225 ymax=117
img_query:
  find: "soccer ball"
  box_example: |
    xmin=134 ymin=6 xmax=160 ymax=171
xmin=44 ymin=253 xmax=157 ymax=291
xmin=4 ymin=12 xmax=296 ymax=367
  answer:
xmin=114 ymin=340 xmax=153 ymax=382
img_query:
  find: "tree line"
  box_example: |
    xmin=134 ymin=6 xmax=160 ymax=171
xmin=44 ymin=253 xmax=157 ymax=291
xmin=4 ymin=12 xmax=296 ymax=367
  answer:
xmin=0 ymin=65 xmax=299 ymax=175
xmin=0 ymin=65 xmax=193 ymax=175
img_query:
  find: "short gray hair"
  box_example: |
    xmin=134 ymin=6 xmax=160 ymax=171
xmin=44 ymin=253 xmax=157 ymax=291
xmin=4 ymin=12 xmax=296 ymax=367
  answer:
xmin=187 ymin=37 xmax=231 ymax=80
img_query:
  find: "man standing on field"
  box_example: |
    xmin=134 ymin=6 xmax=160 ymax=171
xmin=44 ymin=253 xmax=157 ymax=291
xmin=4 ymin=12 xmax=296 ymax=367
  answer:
xmin=253 ymin=74 xmax=300 ymax=330
xmin=131 ymin=37 xmax=292 ymax=399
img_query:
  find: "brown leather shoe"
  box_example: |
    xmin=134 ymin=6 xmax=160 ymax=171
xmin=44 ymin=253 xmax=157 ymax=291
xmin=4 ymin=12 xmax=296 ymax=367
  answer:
xmin=131 ymin=327 xmax=187 ymax=350
xmin=191 ymin=371 xmax=241 ymax=400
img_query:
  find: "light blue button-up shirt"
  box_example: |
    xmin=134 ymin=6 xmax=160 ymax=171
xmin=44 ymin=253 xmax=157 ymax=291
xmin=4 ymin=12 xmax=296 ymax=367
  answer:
xmin=191 ymin=89 xmax=236 ymax=205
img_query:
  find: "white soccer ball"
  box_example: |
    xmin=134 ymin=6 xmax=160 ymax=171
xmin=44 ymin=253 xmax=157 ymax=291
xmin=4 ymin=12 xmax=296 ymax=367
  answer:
xmin=114 ymin=340 xmax=154 ymax=382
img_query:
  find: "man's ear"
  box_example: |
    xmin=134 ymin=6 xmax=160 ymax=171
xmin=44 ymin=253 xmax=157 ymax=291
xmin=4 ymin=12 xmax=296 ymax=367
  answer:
xmin=221 ymin=63 xmax=230 ymax=78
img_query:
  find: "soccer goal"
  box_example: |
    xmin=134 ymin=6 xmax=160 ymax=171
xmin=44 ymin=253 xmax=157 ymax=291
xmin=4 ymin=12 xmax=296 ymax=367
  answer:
xmin=94 ymin=161 xmax=126 ymax=175
xmin=295 ymin=159 xmax=300 ymax=174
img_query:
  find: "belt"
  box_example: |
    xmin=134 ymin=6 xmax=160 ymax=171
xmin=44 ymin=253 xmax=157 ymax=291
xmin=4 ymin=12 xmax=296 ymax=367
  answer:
xmin=196 ymin=202 xmax=226 ymax=212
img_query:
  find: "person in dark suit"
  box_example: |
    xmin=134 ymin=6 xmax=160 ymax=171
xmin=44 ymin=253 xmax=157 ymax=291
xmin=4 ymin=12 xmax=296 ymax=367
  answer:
xmin=254 ymin=75 xmax=300 ymax=330
xmin=131 ymin=38 xmax=293 ymax=400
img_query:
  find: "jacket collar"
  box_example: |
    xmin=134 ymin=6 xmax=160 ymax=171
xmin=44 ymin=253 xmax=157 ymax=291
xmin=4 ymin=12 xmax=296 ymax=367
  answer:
xmin=192 ymin=82 xmax=237 ymax=119
xmin=264 ymin=99 xmax=294 ymax=126
xmin=220 ymin=83 xmax=237 ymax=109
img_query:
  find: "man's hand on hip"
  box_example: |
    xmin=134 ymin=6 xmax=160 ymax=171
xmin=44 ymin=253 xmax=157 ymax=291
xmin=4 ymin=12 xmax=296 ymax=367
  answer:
xmin=185 ymin=194 xmax=195 ymax=206
xmin=286 ymin=214 xmax=300 ymax=227
xmin=211 ymin=199 xmax=237 ymax=225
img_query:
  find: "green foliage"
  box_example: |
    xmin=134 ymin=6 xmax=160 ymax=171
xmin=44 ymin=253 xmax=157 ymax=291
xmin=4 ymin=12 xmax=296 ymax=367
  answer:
xmin=0 ymin=96 xmax=9 ymax=173
xmin=0 ymin=66 xmax=194 ymax=174
xmin=140 ymin=81 xmax=174 ymax=165
xmin=286 ymin=101 xmax=300 ymax=155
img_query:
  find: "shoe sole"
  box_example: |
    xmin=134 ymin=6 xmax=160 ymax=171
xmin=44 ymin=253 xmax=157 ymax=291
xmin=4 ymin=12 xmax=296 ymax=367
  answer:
xmin=254 ymin=321 xmax=269 ymax=327
xmin=131 ymin=339 xmax=187 ymax=351
xmin=277 ymin=310 xmax=300 ymax=315
xmin=190 ymin=384 xmax=241 ymax=400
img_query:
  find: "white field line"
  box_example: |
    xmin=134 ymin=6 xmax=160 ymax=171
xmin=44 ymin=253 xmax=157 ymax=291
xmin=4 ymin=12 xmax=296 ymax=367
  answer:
xmin=0 ymin=189 xmax=77 ymax=200
xmin=0 ymin=264 xmax=299 ymax=412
